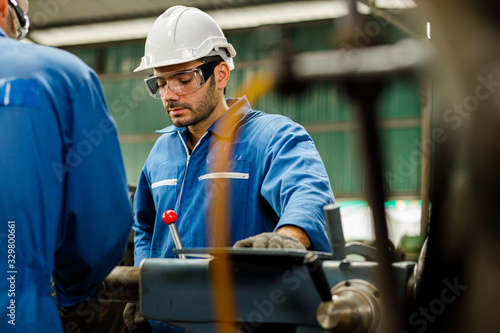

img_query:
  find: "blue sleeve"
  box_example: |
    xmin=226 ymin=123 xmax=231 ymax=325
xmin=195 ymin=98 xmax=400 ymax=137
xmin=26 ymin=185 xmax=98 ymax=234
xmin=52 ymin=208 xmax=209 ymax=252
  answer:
xmin=53 ymin=69 xmax=134 ymax=307
xmin=260 ymin=120 xmax=334 ymax=252
xmin=132 ymin=166 xmax=156 ymax=267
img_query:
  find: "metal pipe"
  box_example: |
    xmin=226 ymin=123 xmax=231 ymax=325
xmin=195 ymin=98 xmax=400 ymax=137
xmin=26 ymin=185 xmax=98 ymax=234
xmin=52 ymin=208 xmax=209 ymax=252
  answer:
xmin=323 ymin=203 xmax=347 ymax=260
xmin=419 ymin=78 xmax=432 ymax=235
xmin=358 ymin=0 xmax=426 ymax=42
xmin=99 ymin=266 xmax=140 ymax=303
xmin=168 ymin=223 xmax=185 ymax=259
xmin=347 ymin=85 xmax=405 ymax=333
xmin=316 ymin=279 xmax=385 ymax=332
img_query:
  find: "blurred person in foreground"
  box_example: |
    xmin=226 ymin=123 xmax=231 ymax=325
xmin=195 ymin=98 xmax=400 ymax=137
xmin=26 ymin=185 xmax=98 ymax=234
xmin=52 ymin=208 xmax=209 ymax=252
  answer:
xmin=0 ymin=0 xmax=134 ymax=331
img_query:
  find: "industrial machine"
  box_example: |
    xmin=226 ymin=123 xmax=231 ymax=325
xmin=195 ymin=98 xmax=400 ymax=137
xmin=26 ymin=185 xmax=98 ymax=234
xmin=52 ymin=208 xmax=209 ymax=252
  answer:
xmin=103 ymin=204 xmax=418 ymax=333
xmin=137 ymin=252 xmax=414 ymax=332
xmin=101 ymin=2 xmax=436 ymax=331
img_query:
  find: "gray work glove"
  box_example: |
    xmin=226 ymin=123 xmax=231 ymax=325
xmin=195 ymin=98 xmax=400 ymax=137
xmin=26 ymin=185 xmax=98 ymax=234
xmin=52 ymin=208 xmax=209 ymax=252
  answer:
xmin=123 ymin=303 xmax=152 ymax=333
xmin=233 ymin=232 xmax=306 ymax=250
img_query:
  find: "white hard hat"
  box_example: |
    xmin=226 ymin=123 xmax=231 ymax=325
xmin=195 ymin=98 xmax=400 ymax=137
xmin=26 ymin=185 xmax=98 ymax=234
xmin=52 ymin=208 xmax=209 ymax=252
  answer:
xmin=135 ymin=6 xmax=236 ymax=72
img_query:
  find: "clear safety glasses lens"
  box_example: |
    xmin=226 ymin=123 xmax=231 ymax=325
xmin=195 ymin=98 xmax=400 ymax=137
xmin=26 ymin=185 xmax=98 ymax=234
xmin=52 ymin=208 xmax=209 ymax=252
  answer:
xmin=145 ymin=69 xmax=204 ymax=99
xmin=144 ymin=60 xmax=221 ymax=99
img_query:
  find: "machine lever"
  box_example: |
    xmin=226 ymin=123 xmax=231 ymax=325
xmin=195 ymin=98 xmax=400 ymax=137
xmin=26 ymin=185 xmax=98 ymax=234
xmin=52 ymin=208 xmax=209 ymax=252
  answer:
xmin=323 ymin=203 xmax=347 ymax=260
xmin=162 ymin=210 xmax=186 ymax=259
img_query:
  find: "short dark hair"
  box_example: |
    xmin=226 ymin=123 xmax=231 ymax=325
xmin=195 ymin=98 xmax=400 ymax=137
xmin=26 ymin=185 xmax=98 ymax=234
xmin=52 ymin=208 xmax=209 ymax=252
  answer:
xmin=202 ymin=55 xmax=227 ymax=95
xmin=202 ymin=55 xmax=224 ymax=64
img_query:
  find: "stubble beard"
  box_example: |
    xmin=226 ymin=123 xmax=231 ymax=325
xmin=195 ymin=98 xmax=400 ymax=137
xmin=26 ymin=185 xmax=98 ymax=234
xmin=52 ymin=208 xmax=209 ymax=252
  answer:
xmin=168 ymin=78 xmax=219 ymax=128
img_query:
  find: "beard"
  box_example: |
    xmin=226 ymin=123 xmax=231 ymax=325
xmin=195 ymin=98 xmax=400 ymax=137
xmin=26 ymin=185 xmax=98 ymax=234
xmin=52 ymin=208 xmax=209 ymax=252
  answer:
xmin=167 ymin=78 xmax=219 ymax=128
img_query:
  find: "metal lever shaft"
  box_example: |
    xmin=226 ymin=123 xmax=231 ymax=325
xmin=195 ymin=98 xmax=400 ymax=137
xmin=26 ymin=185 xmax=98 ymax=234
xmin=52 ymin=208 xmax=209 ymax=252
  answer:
xmin=162 ymin=210 xmax=186 ymax=259
xmin=323 ymin=203 xmax=347 ymax=260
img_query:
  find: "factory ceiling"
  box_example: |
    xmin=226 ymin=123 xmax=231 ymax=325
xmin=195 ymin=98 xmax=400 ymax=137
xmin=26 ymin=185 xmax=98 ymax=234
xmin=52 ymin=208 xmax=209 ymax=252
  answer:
xmin=26 ymin=0 xmax=417 ymax=46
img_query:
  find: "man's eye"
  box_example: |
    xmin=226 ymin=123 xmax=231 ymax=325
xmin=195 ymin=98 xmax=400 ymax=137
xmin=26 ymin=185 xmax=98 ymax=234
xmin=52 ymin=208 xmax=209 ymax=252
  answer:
xmin=156 ymin=79 xmax=166 ymax=87
xmin=174 ymin=73 xmax=193 ymax=84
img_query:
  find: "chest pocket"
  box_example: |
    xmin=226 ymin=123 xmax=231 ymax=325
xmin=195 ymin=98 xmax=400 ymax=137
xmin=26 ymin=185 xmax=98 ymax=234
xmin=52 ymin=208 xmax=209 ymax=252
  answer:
xmin=198 ymin=171 xmax=249 ymax=181
xmin=200 ymin=157 xmax=250 ymax=244
xmin=202 ymin=141 xmax=251 ymax=202
xmin=0 ymin=78 xmax=41 ymax=107
xmin=150 ymin=166 xmax=179 ymax=210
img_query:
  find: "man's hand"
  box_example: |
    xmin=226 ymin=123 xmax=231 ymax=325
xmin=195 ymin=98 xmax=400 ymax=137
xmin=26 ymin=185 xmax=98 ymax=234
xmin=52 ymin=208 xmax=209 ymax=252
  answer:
xmin=276 ymin=225 xmax=311 ymax=249
xmin=123 ymin=303 xmax=151 ymax=333
xmin=233 ymin=226 xmax=310 ymax=250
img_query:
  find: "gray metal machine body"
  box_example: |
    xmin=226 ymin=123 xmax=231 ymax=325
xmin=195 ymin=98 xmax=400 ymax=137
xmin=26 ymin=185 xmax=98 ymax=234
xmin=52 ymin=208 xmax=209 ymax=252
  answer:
xmin=140 ymin=251 xmax=414 ymax=332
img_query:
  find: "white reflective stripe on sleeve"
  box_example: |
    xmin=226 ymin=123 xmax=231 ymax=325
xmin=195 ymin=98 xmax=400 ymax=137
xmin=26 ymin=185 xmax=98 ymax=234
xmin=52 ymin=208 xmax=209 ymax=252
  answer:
xmin=4 ymin=81 xmax=11 ymax=105
xmin=151 ymin=179 xmax=177 ymax=188
xmin=198 ymin=172 xmax=249 ymax=181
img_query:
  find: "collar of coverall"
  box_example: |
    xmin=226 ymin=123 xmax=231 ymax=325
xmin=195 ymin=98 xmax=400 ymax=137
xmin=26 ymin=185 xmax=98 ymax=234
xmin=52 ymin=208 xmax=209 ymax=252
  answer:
xmin=156 ymin=96 xmax=252 ymax=138
xmin=0 ymin=27 xmax=7 ymax=37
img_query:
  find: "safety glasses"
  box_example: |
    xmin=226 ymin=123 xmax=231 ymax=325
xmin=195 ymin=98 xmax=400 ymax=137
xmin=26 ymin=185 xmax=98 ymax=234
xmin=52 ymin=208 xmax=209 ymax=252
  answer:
xmin=144 ymin=60 xmax=221 ymax=99
xmin=8 ymin=0 xmax=29 ymax=40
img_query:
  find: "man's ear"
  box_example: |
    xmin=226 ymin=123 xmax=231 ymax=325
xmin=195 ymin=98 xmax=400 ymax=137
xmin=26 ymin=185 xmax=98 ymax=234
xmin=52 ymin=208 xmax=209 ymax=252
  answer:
xmin=0 ymin=0 xmax=8 ymax=17
xmin=215 ymin=61 xmax=231 ymax=91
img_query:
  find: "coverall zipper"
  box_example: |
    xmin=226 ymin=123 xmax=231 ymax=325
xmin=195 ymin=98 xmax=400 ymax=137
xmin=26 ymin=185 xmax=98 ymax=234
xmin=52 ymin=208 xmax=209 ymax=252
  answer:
xmin=173 ymin=131 xmax=208 ymax=214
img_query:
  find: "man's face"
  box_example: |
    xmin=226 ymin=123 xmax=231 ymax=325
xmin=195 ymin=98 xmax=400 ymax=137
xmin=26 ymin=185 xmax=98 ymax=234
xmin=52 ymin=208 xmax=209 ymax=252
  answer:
xmin=154 ymin=61 xmax=219 ymax=128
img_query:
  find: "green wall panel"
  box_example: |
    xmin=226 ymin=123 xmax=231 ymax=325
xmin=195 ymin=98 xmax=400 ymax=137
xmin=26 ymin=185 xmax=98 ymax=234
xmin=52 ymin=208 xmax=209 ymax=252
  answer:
xmin=381 ymin=127 xmax=421 ymax=193
xmin=227 ymin=20 xmax=336 ymax=63
xmin=70 ymin=48 xmax=96 ymax=69
xmin=102 ymin=43 xmax=145 ymax=74
xmin=378 ymin=77 xmax=421 ymax=119
xmin=120 ymin=141 xmax=156 ymax=185
xmin=228 ymin=68 xmax=421 ymax=125
xmin=310 ymin=126 xmax=421 ymax=197
xmin=227 ymin=29 xmax=280 ymax=62
xmin=310 ymin=131 xmax=365 ymax=197
xmin=252 ymin=82 xmax=357 ymax=124
xmin=289 ymin=22 xmax=335 ymax=52
xmin=66 ymin=16 xmax=424 ymax=196
xmin=101 ymin=78 xmax=172 ymax=135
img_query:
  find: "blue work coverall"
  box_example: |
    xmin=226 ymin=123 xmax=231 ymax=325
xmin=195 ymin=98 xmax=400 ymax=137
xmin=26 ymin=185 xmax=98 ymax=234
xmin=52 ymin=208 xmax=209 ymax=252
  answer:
xmin=0 ymin=29 xmax=134 ymax=332
xmin=133 ymin=96 xmax=335 ymax=267
xmin=134 ymin=96 xmax=335 ymax=332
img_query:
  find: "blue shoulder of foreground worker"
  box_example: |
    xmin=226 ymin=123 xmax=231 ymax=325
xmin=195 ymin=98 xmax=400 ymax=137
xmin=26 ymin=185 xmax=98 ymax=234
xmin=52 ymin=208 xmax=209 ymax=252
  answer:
xmin=0 ymin=27 xmax=133 ymax=332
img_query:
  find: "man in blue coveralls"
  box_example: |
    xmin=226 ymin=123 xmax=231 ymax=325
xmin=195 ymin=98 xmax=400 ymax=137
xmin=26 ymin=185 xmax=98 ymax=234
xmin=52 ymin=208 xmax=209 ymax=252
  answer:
xmin=129 ymin=5 xmax=335 ymax=333
xmin=0 ymin=0 xmax=134 ymax=332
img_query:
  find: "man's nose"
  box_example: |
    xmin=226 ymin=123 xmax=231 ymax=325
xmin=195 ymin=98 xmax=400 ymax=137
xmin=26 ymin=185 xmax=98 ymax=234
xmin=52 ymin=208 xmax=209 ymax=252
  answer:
xmin=162 ymin=86 xmax=180 ymax=102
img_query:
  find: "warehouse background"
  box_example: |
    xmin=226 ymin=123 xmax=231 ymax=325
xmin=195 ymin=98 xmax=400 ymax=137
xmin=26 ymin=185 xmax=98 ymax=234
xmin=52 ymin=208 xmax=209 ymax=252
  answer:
xmin=24 ymin=2 xmax=426 ymax=331
xmin=31 ymin=6 xmax=422 ymax=200
xmin=26 ymin=0 xmax=428 ymax=249
xmin=21 ymin=2 xmax=500 ymax=332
